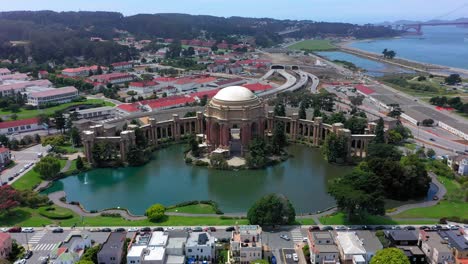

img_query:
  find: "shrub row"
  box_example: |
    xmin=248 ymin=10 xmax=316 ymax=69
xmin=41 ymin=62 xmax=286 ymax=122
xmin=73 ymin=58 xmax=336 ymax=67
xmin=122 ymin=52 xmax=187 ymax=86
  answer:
xmin=38 ymin=207 xmax=73 ymax=220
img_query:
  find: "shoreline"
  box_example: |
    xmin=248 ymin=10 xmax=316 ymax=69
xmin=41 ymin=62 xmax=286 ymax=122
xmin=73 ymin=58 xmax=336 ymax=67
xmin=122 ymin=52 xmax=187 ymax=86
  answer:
xmin=335 ymin=39 xmax=468 ymax=78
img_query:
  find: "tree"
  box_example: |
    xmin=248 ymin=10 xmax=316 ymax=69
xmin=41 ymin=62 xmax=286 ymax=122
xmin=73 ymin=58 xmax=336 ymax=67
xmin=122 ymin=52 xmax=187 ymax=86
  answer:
xmin=246 ymin=137 xmax=269 ymax=169
xmin=367 ymin=143 xmax=402 ymax=161
xmin=298 ymin=101 xmax=307 ymax=120
xmin=382 ymin=49 xmax=396 ymax=59
xmin=34 ymin=156 xmax=61 ymax=180
xmin=96 ymin=66 xmax=103 ymax=75
xmin=373 ymin=117 xmax=385 ymax=144
xmin=76 ymin=156 xmax=84 ymax=171
xmin=426 ymin=148 xmax=436 ymax=158
xmin=370 ymin=248 xmax=410 ymax=264
xmin=271 ymin=122 xmax=287 ymax=155
xmin=127 ymin=146 xmax=151 ymax=166
xmin=188 ymin=134 xmax=200 ymax=157
xmin=345 ymin=116 xmax=367 ymax=134
xmin=210 ymin=154 xmax=229 ymax=170
xmin=274 ymin=102 xmax=286 ymax=117
xmin=0 ymin=185 xmax=20 ymax=213
xmin=34 ymin=133 xmax=41 ymax=143
xmin=76 ymin=261 xmax=94 ymax=264
xmin=445 ymin=74 xmax=462 ymax=85
xmin=54 ymin=111 xmax=66 ymax=133
xmin=349 ymin=95 xmax=364 ymax=107
xmin=387 ymin=130 xmax=403 ymax=145
xmin=199 ymin=95 xmax=208 ymax=106
xmin=247 ymin=194 xmax=296 ymax=226
xmin=322 ymin=132 xmax=348 ymax=163
xmin=145 ymin=204 xmax=166 ymax=222
xmin=80 ymin=244 xmax=101 ymax=263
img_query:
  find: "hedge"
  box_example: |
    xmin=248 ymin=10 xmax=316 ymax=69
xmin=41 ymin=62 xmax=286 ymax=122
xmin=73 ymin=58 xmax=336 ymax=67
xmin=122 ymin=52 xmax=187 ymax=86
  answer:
xmin=38 ymin=207 xmax=73 ymax=220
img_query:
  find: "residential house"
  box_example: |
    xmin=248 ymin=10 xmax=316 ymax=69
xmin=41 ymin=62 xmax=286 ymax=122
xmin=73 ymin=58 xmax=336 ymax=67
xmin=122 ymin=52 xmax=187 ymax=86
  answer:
xmin=0 ymin=118 xmax=43 ymax=134
xmin=62 ymin=65 xmax=106 ymax=77
xmin=230 ymin=225 xmax=263 ymax=264
xmin=49 ymin=232 xmax=92 ymax=264
xmin=185 ymin=232 xmax=216 ymax=262
xmin=0 ymin=73 xmax=29 ymax=81
xmin=307 ymin=230 xmax=340 ymax=264
xmin=419 ymin=230 xmax=454 ymax=264
xmin=0 ymin=68 xmax=11 ymax=76
xmin=27 ymin=86 xmax=79 ymax=106
xmin=447 ymin=155 xmax=468 ymax=175
xmin=38 ymin=70 xmax=49 ymax=79
xmin=457 ymin=158 xmax=468 ymax=176
xmin=126 ymin=231 xmax=185 ymax=264
xmin=398 ymin=246 xmax=427 ymax=264
xmin=335 ymin=231 xmax=382 ymax=264
xmin=98 ymin=232 xmax=127 ymax=264
xmin=0 ymin=148 xmax=11 ymax=168
xmin=0 ymin=233 xmax=12 ymax=259
xmin=438 ymin=229 xmax=468 ymax=264
xmin=0 ymin=80 xmax=52 ymax=97
xmin=385 ymin=230 xmax=419 ymax=246
xmin=89 ymin=72 xmax=134 ymax=85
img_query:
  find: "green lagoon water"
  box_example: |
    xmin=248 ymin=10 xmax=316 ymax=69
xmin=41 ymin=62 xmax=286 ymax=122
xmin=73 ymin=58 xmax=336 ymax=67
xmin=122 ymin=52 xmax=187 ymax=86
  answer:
xmin=45 ymin=144 xmax=351 ymax=215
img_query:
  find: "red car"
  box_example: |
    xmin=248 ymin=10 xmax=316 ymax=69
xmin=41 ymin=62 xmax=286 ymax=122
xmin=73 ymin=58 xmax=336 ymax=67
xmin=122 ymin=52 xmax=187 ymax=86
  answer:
xmin=204 ymin=227 xmax=216 ymax=232
xmin=8 ymin=227 xmax=21 ymax=233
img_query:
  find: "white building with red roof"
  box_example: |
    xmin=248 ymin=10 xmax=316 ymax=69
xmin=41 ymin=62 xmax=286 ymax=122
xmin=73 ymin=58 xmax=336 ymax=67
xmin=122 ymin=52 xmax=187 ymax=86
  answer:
xmin=0 ymin=117 xmax=43 ymax=134
xmin=89 ymin=72 xmax=134 ymax=85
xmin=27 ymin=86 xmax=79 ymax=106
xmin=128 ymin=81 xmax=160 ymax=94
xmin=0 ymin=68 xmax=11 ymax=76
xmin=62 ymin=65 xmax=107 ymax=77
xmin=0 ymin=80 xmax=52 ymax=97
xmin=0 ymin=147 xmax=11 ymax=167
xmin=0 ymin=73 xmax=29 ymax=81
xmin=111 ymin=61 xmax=133 ymax=71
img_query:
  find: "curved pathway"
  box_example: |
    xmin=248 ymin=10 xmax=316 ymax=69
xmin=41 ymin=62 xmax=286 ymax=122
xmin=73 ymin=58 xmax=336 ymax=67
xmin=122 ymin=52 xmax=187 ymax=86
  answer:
xmin=48 ymin=191 xmax=146 ymax=221
xmin=387 ymin=172 xmax=446 ymax=216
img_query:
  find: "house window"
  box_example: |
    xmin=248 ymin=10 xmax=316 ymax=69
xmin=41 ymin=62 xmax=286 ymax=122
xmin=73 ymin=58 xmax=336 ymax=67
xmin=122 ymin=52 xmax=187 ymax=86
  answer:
xmin=188 ymin=249 xmax=192 ymax=252
xmin=201 ymin=249 xmax=203 ymax=253
xmin=26 ymin=125 xmax=31 ymax=129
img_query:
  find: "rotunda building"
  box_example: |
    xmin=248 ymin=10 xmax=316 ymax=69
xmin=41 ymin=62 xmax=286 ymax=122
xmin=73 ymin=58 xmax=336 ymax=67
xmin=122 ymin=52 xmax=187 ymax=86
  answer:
xmin=205 ymin=86 xmax=266 ymax=155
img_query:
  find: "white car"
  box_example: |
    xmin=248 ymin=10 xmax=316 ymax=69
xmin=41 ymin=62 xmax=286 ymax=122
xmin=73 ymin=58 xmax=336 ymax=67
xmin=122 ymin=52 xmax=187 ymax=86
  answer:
xmin=164 ymin=227 xmax=175 ymax=231
xmin=280 ymin=234 xmax=290 ymax=241
xmin=128 ymin=227 xmax=139 ymax=232
xmin=14 ymin=259 xmax=26 ymax=264
xmin=302 ymin=237 xmax=308 ymax=242
xmin=292 ymin=253 xmax=299 ymax=262
xmin=0 ymin=228 xmax=7 ymax=233
xmin=22 ymin=227 xmax=34 ymax=233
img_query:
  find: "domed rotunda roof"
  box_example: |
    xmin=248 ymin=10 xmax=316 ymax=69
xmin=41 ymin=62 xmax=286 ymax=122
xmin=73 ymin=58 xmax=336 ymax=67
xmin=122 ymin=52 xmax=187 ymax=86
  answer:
xmin=212 ymin=86 xmax=256 ymax=102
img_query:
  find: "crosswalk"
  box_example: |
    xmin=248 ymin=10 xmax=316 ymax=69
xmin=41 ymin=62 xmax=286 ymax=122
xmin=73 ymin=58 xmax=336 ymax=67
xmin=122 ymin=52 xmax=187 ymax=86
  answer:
xmin=290 ymin=228 xmax=304 ymax=243
xmin=33 ymin=243 xmax=58 ymax=251
xmin=28 ymin=231 xmax=46 ymax=244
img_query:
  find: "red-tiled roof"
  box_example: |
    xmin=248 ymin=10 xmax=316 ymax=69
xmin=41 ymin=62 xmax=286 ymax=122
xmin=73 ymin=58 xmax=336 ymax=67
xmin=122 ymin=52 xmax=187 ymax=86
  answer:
xmin=0 ymin=68 xmax=11 ymax=74
xmin=355 ymin=84 xmax=375 ymax=95
xmin=0 ymin=73 xmax=28 ymax=80
xmin=117 ymin=104 xmax=140 ymax=113
xmin=191 ymin=89 xmax=220 ymax=99
xmin=0 ymin=80 xmax=51 ymax=92
xmin=194 ymin=77 xmax=217 ymax=84
xmin=129 ymin=81 xmax=158 ymax=87
xmin=29 ymin=87 xmax=78 ymax=98
xmin=154 ymin=77 xmax=176 ymax=83
xmin=111 ymin=61 xmax=132 ymax=67
xmin=0 ymin=147 xmax=9 ymax=153
xmin=244 ymin=83 xmax=273 ymax=92
xmin=90 ymin=72 xmax=133 ymax=82
xmin=0 ymin=118 xmax=39 ymax=129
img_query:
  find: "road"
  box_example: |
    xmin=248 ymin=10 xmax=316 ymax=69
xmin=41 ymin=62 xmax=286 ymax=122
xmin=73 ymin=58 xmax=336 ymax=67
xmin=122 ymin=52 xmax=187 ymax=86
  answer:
xmin=0 ymin=144 xmax=49 ymax=185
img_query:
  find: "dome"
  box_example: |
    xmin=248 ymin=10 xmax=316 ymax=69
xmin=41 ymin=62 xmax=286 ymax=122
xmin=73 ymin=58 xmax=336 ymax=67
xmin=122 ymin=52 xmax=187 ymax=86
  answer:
xmin=213 ymin=86 xmax=256 ymax=102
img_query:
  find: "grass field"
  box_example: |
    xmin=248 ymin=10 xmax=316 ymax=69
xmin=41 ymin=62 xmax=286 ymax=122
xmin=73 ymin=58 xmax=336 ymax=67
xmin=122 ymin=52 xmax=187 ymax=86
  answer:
xmin=319 ymin=212 xmax=437 ymax=225
xmin=0 ymin=206 xmax=249 ymax=227
xmin=12 ymin=159 xmax=69 ymax=191
xmin=288 ymin=40 xmax=336 ymax=51
xmin=167 ymin=204 xmax=217 ymax=214
xmin=0 ymin=99 xmax=114 ymax=120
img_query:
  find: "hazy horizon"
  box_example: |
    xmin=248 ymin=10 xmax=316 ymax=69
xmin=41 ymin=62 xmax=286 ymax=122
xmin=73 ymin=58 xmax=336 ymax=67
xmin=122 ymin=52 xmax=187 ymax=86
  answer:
xmin=1 ymin=0 xmax=467 ymax=24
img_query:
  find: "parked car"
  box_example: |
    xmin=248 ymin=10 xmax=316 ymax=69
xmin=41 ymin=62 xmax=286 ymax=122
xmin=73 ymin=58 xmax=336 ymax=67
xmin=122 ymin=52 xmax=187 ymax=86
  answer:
xmin=308 ymin=226 xmax=320 ymax=231
xmin=225 ymin=226 xmax=235 ymax=232
xmin=38 ymin=256 xmax=49 ymax=264
xmin=114 ymin=228 xmax=126 ymax=232
xmin=101 ymin=228 xmax=112 ymax=232
xmin=429 ymin=138 xmax=436 ymax=142
xmin=292 ymin=253 xmax=299 ymax=262
xmin=164 ymin=227 xmax=175 ymax=231
xmin=89 ymin=228 xmax=101 ymax=232
xmin=153 ymin=227 xmax=164 ymax=232
xmin=52 ymin=228 xmax=63 ymax=233
xmin=183 ymin=227 xmax=192 ymax=232
xmin=205 ymin=227 xmax=216 ymax=232
xmin=128 ymin=227 xmax=139 ymax=232
xmin=404 ymin=226 xmax=416 ymax=230
xmin=13 ymin=259 xmax=26 ymax=264
xmin=374 ymin=226 xmax=386 ymax=230
xmin=280 ymin=234 xmax=290 ymax=241
xmin=302 ymin=237 xmax=308 ymax=242
xmin=140 ymin=227 xmax=151 ymax=232
xmin=8 ymin=227 xmax=22 ymax=233
xmin=24 ymin=250 xmax=33 ymax=259
xmin=321 ymin=226 xmax=333 ymax=231
xmin=193 ymin=227 xmax=203 ymax=232
xmin=22 ymin=227 xmax=34 ymax=233
xmin=8 ymin=177 xmax=13 ymax=181
xmin=419 ymin=226 xmax=430 ymax=230
xmin=0 ymin=228 xmax=7 ymax=233
xmin=335 ymin=226 xmax=346 ymax=230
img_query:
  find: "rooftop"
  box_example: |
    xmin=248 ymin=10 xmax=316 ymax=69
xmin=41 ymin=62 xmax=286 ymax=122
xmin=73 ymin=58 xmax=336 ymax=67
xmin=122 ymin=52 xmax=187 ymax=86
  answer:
xmin=438 ymin=230 xmax=468 ymax=251
xmin=0 ymin=117 xmax=39 ymax=129
xmin=143 ymin=247 xmax=165 ymax=261
xmin=385 ymin=230 xmax=418 ymax=242
xmin=213 ymin=86 xmax=256 ymax=102
xmin=336 ymin=232 xmax=366 ymax=255
xmin=29 ymin=86 xmax=78 ymax=98
xmin=99 ymin=232 xmax=126 ymax=255
xmin=148 ymin=231 xmax=168 ymax=247
xmin=186 ymin=232 xmax=213 ymax=247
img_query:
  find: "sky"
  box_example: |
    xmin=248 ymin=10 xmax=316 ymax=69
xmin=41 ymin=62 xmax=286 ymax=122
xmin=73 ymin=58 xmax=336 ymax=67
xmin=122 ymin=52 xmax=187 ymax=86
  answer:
xmin=0 ymin=0 xmax=467 ymax=24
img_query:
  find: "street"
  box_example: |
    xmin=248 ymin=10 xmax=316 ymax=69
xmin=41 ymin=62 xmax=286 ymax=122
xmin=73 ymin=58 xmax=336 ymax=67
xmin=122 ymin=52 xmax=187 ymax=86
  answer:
xmin=0 ymin=144 xmax=50 ymax=185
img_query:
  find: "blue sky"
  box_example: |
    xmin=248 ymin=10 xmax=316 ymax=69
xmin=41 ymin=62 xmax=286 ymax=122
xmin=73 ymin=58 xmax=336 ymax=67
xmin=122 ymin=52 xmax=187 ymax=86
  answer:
xmin=1 ymin=0 xmax=467 ymax=23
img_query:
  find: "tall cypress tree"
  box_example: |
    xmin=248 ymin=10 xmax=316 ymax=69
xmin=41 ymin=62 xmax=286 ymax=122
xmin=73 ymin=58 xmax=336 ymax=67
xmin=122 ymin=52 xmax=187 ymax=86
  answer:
xmin=374 ymin=117 xmax=385 ymax=143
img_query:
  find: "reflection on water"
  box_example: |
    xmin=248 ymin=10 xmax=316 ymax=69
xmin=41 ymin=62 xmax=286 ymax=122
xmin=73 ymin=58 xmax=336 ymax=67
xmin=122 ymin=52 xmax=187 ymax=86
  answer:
xmin=44 ymin=144 xmax=352 ymax=214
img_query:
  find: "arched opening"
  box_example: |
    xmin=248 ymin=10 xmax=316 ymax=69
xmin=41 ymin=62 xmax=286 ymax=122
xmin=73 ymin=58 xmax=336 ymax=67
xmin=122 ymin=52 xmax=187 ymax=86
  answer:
xmin=211 ymin=122 xmax=220 ymax=147
xmin=230 ymin=124 xmax=241 ymax=155
xmin=251 ymin=122 xmax=258 ymax=137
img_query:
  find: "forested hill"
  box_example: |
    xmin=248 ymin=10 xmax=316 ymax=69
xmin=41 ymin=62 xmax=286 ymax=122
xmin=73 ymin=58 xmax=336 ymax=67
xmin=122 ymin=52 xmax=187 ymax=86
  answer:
xmin=0 ymin=11 xmax=398 ymax=64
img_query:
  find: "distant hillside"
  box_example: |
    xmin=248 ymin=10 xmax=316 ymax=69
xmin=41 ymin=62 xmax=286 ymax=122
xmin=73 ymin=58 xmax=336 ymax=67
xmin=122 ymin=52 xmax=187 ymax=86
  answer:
xmin=378 ymin=17 xmax=468 ymax=25
xmin=0 ymin=11 xmax=399 ymax=64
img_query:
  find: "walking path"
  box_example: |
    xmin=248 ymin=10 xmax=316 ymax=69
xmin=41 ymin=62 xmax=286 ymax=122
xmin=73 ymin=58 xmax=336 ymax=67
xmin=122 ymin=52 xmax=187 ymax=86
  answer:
xmin=48 ymin=191 xmax=146 ymax=221
xmin=387 ymin=172 xmax=446 ymax=216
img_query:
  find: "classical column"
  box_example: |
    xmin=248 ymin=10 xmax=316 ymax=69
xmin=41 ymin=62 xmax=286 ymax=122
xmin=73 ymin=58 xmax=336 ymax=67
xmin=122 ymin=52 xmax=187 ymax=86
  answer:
xmin=82 ymin=131 xmax=95 ymax=164
xmin=173 ymin=114 xmax=180 ymax=140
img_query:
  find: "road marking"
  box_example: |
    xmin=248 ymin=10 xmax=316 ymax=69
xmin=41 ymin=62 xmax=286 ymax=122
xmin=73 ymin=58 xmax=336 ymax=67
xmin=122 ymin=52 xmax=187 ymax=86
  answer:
xmin=290 ymin=228 xmax=303 ymax=243
xmin=28 ymin=231 xmax=47 ymax=244
xmin=33 ymin=243 xmax=58 ymax=251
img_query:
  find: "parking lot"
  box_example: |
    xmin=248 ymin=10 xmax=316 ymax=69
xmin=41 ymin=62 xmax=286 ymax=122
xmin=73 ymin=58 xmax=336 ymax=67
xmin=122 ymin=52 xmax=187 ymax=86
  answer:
xmin=0 ymin=144 xmax=49 ymax=185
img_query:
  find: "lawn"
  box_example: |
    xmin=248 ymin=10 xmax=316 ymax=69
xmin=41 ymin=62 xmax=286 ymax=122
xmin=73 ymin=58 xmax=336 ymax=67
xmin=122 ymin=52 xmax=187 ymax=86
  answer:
xmin=12 ymin=159 xmax=70 ymax=191
xmin=0 ymin=99 xmax=114 ymax=120
xmin=0 ymin=207 xmax=249 ymax=227
xmin=288 ymin=40 xmax=336 ymax=51
xmin=166 ymin=204 xmax=217 ymax=214
xmin=319 ymin=212 xmax=437 ymax=225
xmin=296 ymin=217 xmax=316 ymax=225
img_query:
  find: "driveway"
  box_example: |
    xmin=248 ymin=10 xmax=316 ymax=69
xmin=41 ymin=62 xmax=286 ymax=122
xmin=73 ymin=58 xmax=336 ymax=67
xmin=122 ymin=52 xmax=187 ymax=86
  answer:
xmin=0 ymin=144 xmax=49 ymax=184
